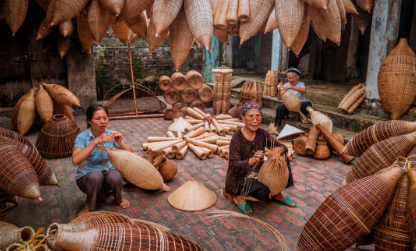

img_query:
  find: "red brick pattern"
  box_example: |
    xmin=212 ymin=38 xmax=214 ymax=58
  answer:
xmin=5 ymin=116 xmax=365 ymax=250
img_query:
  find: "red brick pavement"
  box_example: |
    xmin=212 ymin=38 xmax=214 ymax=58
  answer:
xmin=4 ymin=116 xmax=371 ymax=251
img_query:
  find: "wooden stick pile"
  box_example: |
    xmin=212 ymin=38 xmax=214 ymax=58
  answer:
xmin=144 ymin=107 xmax=245 ymax=160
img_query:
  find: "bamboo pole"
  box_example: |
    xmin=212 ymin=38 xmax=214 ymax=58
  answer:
xmin=185 ymin=138 xmax=218 ymax=152
xmin=212 ymin=118 xmax=225 ymax=135
xmin=186 ymin=127 xmax=206 ymax=138
xmin=200 ymin=135 xmax=219 ymax=144
xmin=187 ymin=143 xmax=208 ymax=159
xmin=186 ymin=107 xmax=205 ymax=120
xmin=195 ymin=145 xmax=214 ymax=158
xmin=193 ymin=107 xmax=209 ymax=118
xmin=147 ymin=136 xmax=180 ymax=143
xmin=172 ymin=140 xmax=187 ymax=153
xmin=150 ymin=139 xmax=183 ymax=152
xmin=184 ymin=123 xmax=204 ymax=133
xmin=176 ymin=145 xmax=188 ymax=159
xmin=186 ymin=119 xmax=204 ymax=124
xmin=215 ymin=114 xmax=234 ymax=120
xmin=204 ymin=121 xmax=210 ymax=131
xmin=166 ymin=131 xmax=176 ymax=138
xmin=176 ymin=130 xmax=183 ymax=138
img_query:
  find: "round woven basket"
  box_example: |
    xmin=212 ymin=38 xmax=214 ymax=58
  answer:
xmin=294 ymin=134 xmax=308 ymax=156
xmin=186 ymin=70 xmax=204 ymax=89
xmin=171 ymin=72 xmax=188 ymax=91
xmin=213 ymin=101 xmax=222 ymax=115
xmin=158 ymin=158 xmax=178 ymax=182
xmin=164 ymin=108 xmax=174 ymax=120
xmin=313 ymin=139 xmax=331 ymax=160
xmin=35 ymin=114 xmax=81 ymax=159
xmin=180 ymin=87 xmax=197 ymax=103
xmin=172 ymin=109 xmax=185 ymax=120
xmin=197 ymin=84 xmax=213 ymax=102
xmin=163 ymin=88 xmax=181 ymax=104
xmin=189 ymin=99 xmax=205 ymax=111
xmin=159 ymin=75 xmax=172 ymax=91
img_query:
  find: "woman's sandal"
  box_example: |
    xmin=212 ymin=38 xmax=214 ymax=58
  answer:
xmin=277 ymin=196 xmax=298 ymax=207
xmin=236 ymin=203 xmax=254 ymax=215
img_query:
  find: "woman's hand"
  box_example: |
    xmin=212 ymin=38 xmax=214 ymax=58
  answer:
xmin=249 ymin=150 xmax=264 ymax=166
xmin=93 ymin=133 xmax=113 ymax=145
xmin=281 ymin=86 xmax=291 ymax=91
xmin=111 ymin=131 xmax=123 ymax=145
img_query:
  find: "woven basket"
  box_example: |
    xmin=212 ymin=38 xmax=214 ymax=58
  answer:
xmin=317 ymin=125 xmax=354 ymax=163
xmin=34 ymin=0 xmax=49 ymax=11
xmin=99 ymin=0 xmax=125 ymax=15
xmin=0 ymin=222 xmax=35 ymax=250
xmin=353 ymin=5 xmax=370 ymax=35
xmin=213 ymin=0 xmax=228 ymax=30
xmin=338 ymin=84 xmax=362 ymax=109
xmin=43 ymin=83 xmax=81 ymax=107
xmin=213 ymin=26 xmax=228 ymax=43
xmin=297 ymin=159 xmax=406 ymax=250
xmin=291 ymin=6 xmax=310 ymax=56
xmin=228 ymin=103 xmax=243 ymax=118
xmin=117 ymin=0 xmax=152 ymax=21
xmin=171 ymin=72 xmax=189 ymax=91
xmin=374 ymin=175 xmax=411 ymax=250
xmin=88 ymin=0 xmax=115 ymax=42
xmin=52 ymin=0 xmax=90 ymax=25
xmin=125 ymin=12 xmax=147 ymax=39
xmin=43 ymin=0 xmax=55 ymax=28
xmin=281 ymin=90 xmax=307 ymax=122
xmin=170 ymin=10 xmax=194 ymax=71
xmin=197 ymin=84 xmax=213 ymax=102
xmin=159 ymin=75 xmax=172 ymax=91
xmin=275 ymin=0 xmax=304 ymax=48
xmin=189 ymin=99 xmax=205 ymax=111
xmin=1 ymin=0 xmax=29 ymax=35
xmin=304 ymin=0 xmax=328 ymax=9
xmin=37 ymin=20 xmax=54 ymax=40
xmin=344 ymin=131 xmax=416 ymax=184
xmin=54 ymin=101 xmax=74 ymax=121
xmin=17 ymin=88 xmax=36 ymax=135
xmin=213 ymin=101 xmax=221 ymax=115
xmin=239 ymin=0 xmax=274 ymax=44
xmin=226 ymin=0 xmax=238 ymax=25
xmin=184 ymin=0 xmax=213 ymax=50
xmin=309 ymin=0 xmax=341 ymax=44
xmin=0 ymin=140 xmax=41 ymax=200
xmin=378 ymin=39 xmax=416 ymax=120
xmin=408 ymin=169 xmax=416 ymax=248
xmin=306 ymin=106 xmax=333 ymax=133
xmin=356 ymin=0 xmax=374 ymax=12
xmin=164 ymin=108 xmax=174 ymax=120
xmin=340 ymin=88 xmax=366 ymax=112
xmin=0 ymin=127 xmax=36 ymax=150
xmin=221 ymin=100 xmax=231 ymax=114
xmin=312 ymin=139 xmax=330 ymax=159
xmin=36 ymin=85 xmax=54 ymax=122
xmin=59 ymin=20 xmax=74 ymax=37
xmin=180 ymin=87 xmax=197 ymax=103
xmin=0 ymin=190 xmax=5 ymax=221
xmin=154 ymin=157 xmax=177 ymax=181
xmin=57 ymin=35 xmax=72 ymax=59
xmin=342 ymin=0 xmax=358 ymax=14
xmin=106 ymin=148 xmax=169 ymax=191
xmin=147 ymin=17 xmax=169 ymax=53
xmin=168 ymin=179 xmax=217 ymax=211
xmin=343 ymin=121 xmax=416 ymax=157
xmin=264 ymin=9 xmax=277 ymax=34
xmin=163 ymin=88 xmax=181 ymax=104
xmin=12 ymin=93 xmax=29 ymax=130
xmin=35 ymin=114 xmax=81 ymax=159
xmin=112 ymin=21 xmax=137 ymax=45
xmin=258 ymin=152 xmax=289 ymax=196
xmin=186 ymin=70 xmax=204 ymax=89
xmin=1 ymin=136 xmax=58 ymax=186
xmin=336 ymin=0 xmax=347 ymax=23
xmin=305 ymin=126 xmax=319 ymax=155
xmin=294 ymin=134 xmax=308 ymax=156
xmin=47 ymin=212 xmax=204 ymax=251
xmin=152 ymin=0 xmax=183 ymax=35
xmin=237 ymin=0 xmax=249 ymax=21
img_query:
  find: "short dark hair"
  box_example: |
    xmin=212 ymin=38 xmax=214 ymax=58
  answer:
xmin=86 ymin=105 xmax=108 ymax=128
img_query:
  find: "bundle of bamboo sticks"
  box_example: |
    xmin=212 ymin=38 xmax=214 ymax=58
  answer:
xmin=144 ymin=107 xmax=244 ymax=160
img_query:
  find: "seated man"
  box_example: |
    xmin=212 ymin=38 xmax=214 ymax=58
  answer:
xmin=275 ymin=67 xmax=312 ymax=132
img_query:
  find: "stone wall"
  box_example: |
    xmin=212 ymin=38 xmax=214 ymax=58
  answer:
xmin=94 ymin=45 xmax=205 ymax=100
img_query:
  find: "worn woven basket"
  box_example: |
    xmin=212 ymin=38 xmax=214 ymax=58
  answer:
xmin=294 ymin=134 xmax=308 ymax=156
xmin=170 ymin=10 xmax=195 ymax=71
xmin=275 ymin=0 xmax=304 ymax=48
xmin=258 ymin=152 xmax=289 ymax=196
xmin=152 ymin=0 xmax=183 ymax=35
xmin=342 ymin=121 xmax=416 ymax=157
xmin=313 ymin=139 xmax=330 ymax=160
xmin=2 ymin=0 xmax=28 ymax=35
xmin=186 ymin=70 xmax=204 ymax=89
xmin=378 ymin=39 xmax=416 ymax=120
xmin=164 ymin=88 xmax=181 ymax=104
xmin=309 ymin=0 xmax=341 ymax=44
xmin=297 ymin=159 xmax=406 ymax=250
xmin=180 ymin=86 xmax=197 ymax=103
xmin=112 ymin=21 xmax=137 ymax=45
xmin=239 ymin=0 xmax=274 ymax=44
xmin=35 ymin=114 xmax=81 ymax=159
xmin=125 ymin=12 xmax=147 ymax=39
xmin=43 ymin=83 xmax=81 ymax=107
xmin=183 ymin=0 xmax=213 ymax=50
xmin=154 ymin=156 xmax=178 ymax=181
xmin=159 ymin=75 xmax=172 ymax=91
xmin=291 ymin=7 xmax=310 ymax=56
xmin=89 ymin=0 xmax=116 ymax=43
xmin=197 ymin=84 xmax=213 ymax=102
xmin=36 ymin=85 xmax=54 ymax=122
xmin=99 ymin=0 xmax=125 ymax=15
xmin=0 ymin=127 xmax=37 ymax=151
xmin=171 ymin=72 xmax=189 ymax=91
xmin=147 ymin=17 xmax=169 ymax=53
xmin=77 ymin=10 xmax=95 ymax=54
xmin=117 ymin=0 xmax=152 ymax=21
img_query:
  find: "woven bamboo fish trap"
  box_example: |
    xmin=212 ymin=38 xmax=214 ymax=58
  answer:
xmin=344 ymin=131 xmax=416 ymax=184
xmin=353 ymin=6 xmax=370 ymax=35
xmin=309 ymin=0 xmax=341 ymax=44
xmin=294 ymin=134 xmax=308 ymax=156
xmin=408 ymin=169 xmax=416 ymax=248
xmin=0 ymin=140 xmax=41 ymax=200
xmin=164 ymin=88 xmax=181 ymax=104
xmin=1 ymin=136 xmax=58 ymax=186
xmin=168 ymin=179 xmax=217 ymax=211
xmin=342 ymin=121 xmax=416 ymax=157
xmin=112 ymin=21 xmax=137 ymax=45
xmin=169 ymin=10 xmax=195 ymax=71
xmin=374 ymin=175 xmax=412 ymax=250
xmin=213 ymin=26 xmax=228 ymax=43
xmin=281 ymin=89 xmax=308 ymax=122
xmin=275 ymin=0 xmax=304 ymax=48
xmin=117 ymin=0 xmax=152 ymax=21
xmin=51 ymin=0 xmax=90 ymax=25
xmin=54 ymin=100 xmax=74 ymax=120
xmin=213 ymin=0 xmax=229 ymax=30
xmin=338 ymin=84 xmax=362 ymax=109
xmin=239 ymin=0 xmax=274 ymax=44
xmin=317 ymin=124 xmax=354 ymax=163
xmin=35 ymin=85 xmax=54 ymax=122
xmin=258 ymin=151 xmax=288 ymax=196
xmin=184 ymin=0 xmax=213 ymax=50
xmin=171 ymin=72 xmax=189 ymax=91
xmin=0 ymin=127 xmax=36 ymax=150
xmin=356 ymin=0 xmax=374 ymax=12
xmin=12 ymin=93 xmax=29 ymax=130
xmin=152 ymin=0 xmax=183 ymax=35
xmin=99 ymin=0 xmax=125 ymax=15
xmin=297 ymin=159 xmax=406 ymax=251
xmin=342 ymin=0 xmax=358 ymax=14
xmin=226 ymin=0 xmax=238 ymax=25
xmin=158 ymin=75 xmax=172 ymax=91
xmin=43 ymin=0 xmax=55 ymax=28
xmin=313 ymin=139 xmax=331 ymax=159
xmin=265 ymin=9 xmax=277 ymax=34
xmin=164 ymin=108 xmax=174 ymax=120
xmin=378 ymin=39 xmax=416 ymax=120
xmin=59 ymin=20 xmax=74 ymax=37
xmin=88 ymin=0 xmax=116 ymax=43
xmin=306 ymin=106 xmax=333 ymax=133
xmin=17 ymin=88 xmax=36 ymax=135
xmin=125 ymin=12 xmax=147 ymax=39
xmin=77 ymin=9 xmax=96 ymax=54
xmin=37 ymin=20 xmax=54 ymax=40
xmin=304 ymin=0 xmax=328 ymax=10
xmin=36 ymin=114 xmax=81 ymax=159
xmin=103 ymin=147 xmax=170 ymax=191
xmin=1 ymin=0 xmax=28 ymax=35
xmin=35 ymin=0 xmax=49 ymax=11
xmin=335 ymin=0 xmax=346 ymax=23
xmin=0 ymin=222 xmax=35 ymax=251
xmin=186 ymin=70 xmax=204 ymax=89
xmin=181 ymin=87 xmax=197 ymax=103
xmin=147 ymin=17 xmax=169 ymax=54
xmin=57 ymin=35 xmax=72 ymax=59
xmin=153 ymin=156 xmax=177 ymax=181
xmin=291 ymin=7 xmax=310 ymax=56
xmin=0 ymin=190 xmax=5 ymax=221
xmin=46 ymin=211 xmax=205 ymax=251
xmin=197 ymin=84 xmax=213 ymax=102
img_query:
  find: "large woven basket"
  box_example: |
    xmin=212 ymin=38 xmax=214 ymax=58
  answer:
xmin=46 ymin=211 xmax=205 ymax=251
xmin=112 ymin=21 xmax=137 ymax=45
xmin=0 ymin=127 xmax=37 ymax=151
xmin=35 ymin=85 xmax=54 ymax=122
xmin=312 ymin=139 xmax=330 ymax=159
xmin=117 ymin=0 xmax=152 ymax=21
xmin=258 ymin=152 xmax=288 ymax=196
xmin=169 ymin=10 xmax=195 ymax=71
xmin=408 ymin=169 xmax=416 ymax=248
xmin=57 ymin=35 xmax=72 ymax=59
xmin=153 ymin=156 xmax=177 ymax=181
xmin=1 ymin=136 xmax=58 ymax=186
xmin=43 ymin=83 xmax=81 ymax=107
xmin=344 ymin=131 xmax=416 ymax=184
xmin=0 ymin=222 xmax=35 ymax=250
xmin=152 ymin=0 xmax=183 ymax=35
xmin=59 ymin=19 xmax=74 ymax=37
xmin=291 ymin=6 xmax=310 ymax=56
xmin=239 ymin=0 xmax=274 ymax=44
xmin=87 ymin=0 xmax=115 ymax=43
xmin=197 ymin=84 xmax=213 ymax=102
xmin=171 ymin=72 xmax=189 ymax=91
xmin=374 ymin=175 xmax=412 ymax=250
xmin=306 ymin=106 xmax=333 ymax=133
xmin=1 ymin=0 xmax=29 ymax=35
xmin=12 ymin=93 xmax=29 ymax=130
xmin=35 ymin=114 xmax=81 ymax=159
xmin=125 ymin=12 xmax=147 ymax=39
xmin=54 ymin=101 xmax=74 ymax=121
xmin=99 ymin=0 xmax=125 ymax=15
xmin=159 ymin=75 xmax=172 ymax=91
xmin=184 ymin=0 xmax=213 ymax=50
xmin=17 ymin=88 xmax=36 ymax=135
xmin=77 ymin=8 xmax=95 ymax=54
xmin=378 ymin=39 xmax=416 ymax=120
xmin=0 ymin=139 xmax=41 ymax=200
xmin=146 ymin=17 xmax=169 ymax=53
xmin=317 ymin=124 xmax=354 ymax=163
xmin=297 ymin=159 xmax=406 ymax=250
xmin=342 ymin=121 xmax=416 ymax=157
xmin=163 ymin=88 xmax=181 ymax=104
xmin=353 ymin=6 xmax=370 ymax=35
xmin=309 ymin=0 xmax=341 ymax=44
xmin=275 ymin=0 xmax=304 ymax=48
xmin=180 ymin=86 xmax=197 ymax=103
xmin=52 ymin=0 xmax=90 ymax=25
xmin=356 ymin=0 xmax=374 ymax=12
xmin=186 ymin=70 xmax=204 ymax=89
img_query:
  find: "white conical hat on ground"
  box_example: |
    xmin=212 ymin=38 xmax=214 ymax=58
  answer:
xmin=276 ymin=124 xmax=304 ymax=140
xmin=167 ymin=117 xmax=192 ymax=132
xmin=167 ymin=179 xmax=217 ymax=211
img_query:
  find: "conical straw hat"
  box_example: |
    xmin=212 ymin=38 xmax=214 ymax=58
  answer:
xmin=276 ymin=124 xmax=304 ymax=140
xmin=168 ymin=179 xmax=217 ymax=211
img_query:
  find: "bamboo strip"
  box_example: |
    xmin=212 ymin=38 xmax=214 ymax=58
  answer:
xmin=216 ymin=139 xmax=230 ymax=146
xmin=172 ymin=141 xmax=187 ymax=153
xmin=210 ymin=123 xmax=216 ymax=133
xmin=176 ymin=145 xmax=188 ymax=159
xmin=200 ymin=135 xmax=219 ymax=144
xmin=215 ymin=114 xmax=234 ymax=120
xmin=192 ymin=107 xmax=209 ymax=118
xmin=186 ymin=127 xmax=206 ymax=138
xmin=184 ymin=123 xmax=204 ymax=133
xmin=212 ymin=118 xmax=225 ymax=135
xmin=204 ymin=121 xmax=210 ymax=131
xmin=166 ymin=131 xmax=176 ymax=138
xmin=187 ymin=143 xmax=208 ymax=159
xmin=186 ymin=119 xmax=204 ymax=124
xmin=148 ymin=139 xmax=182 ymax=152
xmin=195 ymin=145 xmax=214 ymax=158
xmin=143 ymin=141 xmax=175 ymax=151
xmin=186 ymin=107 xmax=204 ymax=120
xmin=185 ymin=138 xmax=218 ymax=152
xmin=147 ymin=137 xmax=180 ymax=143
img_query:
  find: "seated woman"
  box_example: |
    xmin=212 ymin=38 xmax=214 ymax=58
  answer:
xmin=225 ymin=102 xmax=296 ymax=215
xmin=275 ymin=67 xmax=312 ymax=132
xmin=72 ymin=104 xmax=132 ymax=216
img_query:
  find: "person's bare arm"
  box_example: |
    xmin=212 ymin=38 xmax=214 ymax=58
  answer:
xmin=72 ymin=133 xmax=114 ymax=165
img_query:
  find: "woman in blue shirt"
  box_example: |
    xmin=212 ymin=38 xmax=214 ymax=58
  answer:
xmin=275 ymin=68 xmax=312 ymax=131
xmin=72 ymin=105 xmax=132 ymax=216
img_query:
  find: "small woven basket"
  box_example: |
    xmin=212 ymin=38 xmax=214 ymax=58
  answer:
xmin=197 ymin=84 xmax=213 ymax=102
xmin=158 ymin=75 xmax=172 ymax=91
xmin=171 ymin=72 xmax=189 ymax=91
xmin=313 ymin=139 xmax=331 ymax=160
xmin=164 ymin=108 xmax=174 ymax=120
xmin=186 ymin=70 xmax=204 ymax=89
xmin=163 ymin=88 xmax=181 ymax=104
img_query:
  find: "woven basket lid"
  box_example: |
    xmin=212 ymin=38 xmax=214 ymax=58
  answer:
xmin=168 ymin=179 xmax=217 ymax=211
xmin=276 ymin=124 xmax=304 ymax=140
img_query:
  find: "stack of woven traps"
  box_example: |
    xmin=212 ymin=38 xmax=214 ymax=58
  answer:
xmin=263 ymin=70 xmax=278 ymax=97
xmin=239 ymin=82 xmax=263 ymax=107
xmin=212 ymin=69 xmax=233 ymax=114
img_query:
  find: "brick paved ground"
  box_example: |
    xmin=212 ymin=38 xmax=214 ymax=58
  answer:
xmin=4 ymin=115 xmax=371 ymax=251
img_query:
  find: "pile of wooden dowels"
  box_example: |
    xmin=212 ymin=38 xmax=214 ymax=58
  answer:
xmin=144 ymin=107 xmax=245 ymax=160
